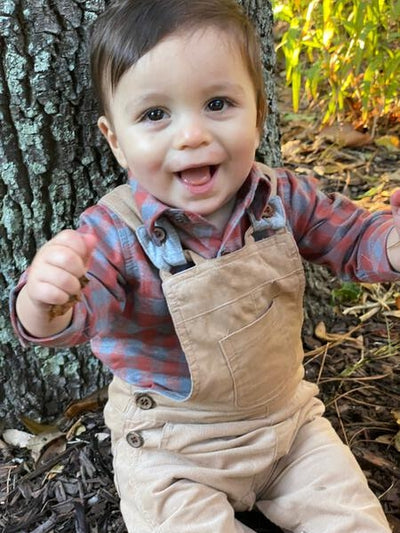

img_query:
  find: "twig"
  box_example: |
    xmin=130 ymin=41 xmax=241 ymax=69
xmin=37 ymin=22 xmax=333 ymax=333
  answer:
xmin=325 ymin=385 xmax=373 ymax=408
xmin=4 ymin=442 xmax=85 ymax=502
xmin=334 ymin=398 xmax=349 ymax=447
xmin=316 ymin=343 xmax=329 ymax=386
xmin=30 ymin=514 xmax=58 ymax=533
xmin=319 ymin=372 xmax=392 ymax=384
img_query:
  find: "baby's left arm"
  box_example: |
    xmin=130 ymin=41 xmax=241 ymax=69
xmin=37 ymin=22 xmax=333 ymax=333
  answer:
xmin=388 ymin=190 xmax=400 ymax=272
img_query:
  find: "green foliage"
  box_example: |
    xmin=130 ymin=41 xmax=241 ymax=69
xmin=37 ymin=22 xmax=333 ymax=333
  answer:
xmin=331 ymin=281 xmax=363 ymax=305
xmin=273 ymin=0 xmax=400 ymax=125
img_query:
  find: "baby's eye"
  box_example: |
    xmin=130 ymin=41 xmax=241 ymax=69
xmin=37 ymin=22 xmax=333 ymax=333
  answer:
xmin=142 ymin=108 xmax=166 ymax=121
xmin=207 ymin=98 xmax=229 ymax=112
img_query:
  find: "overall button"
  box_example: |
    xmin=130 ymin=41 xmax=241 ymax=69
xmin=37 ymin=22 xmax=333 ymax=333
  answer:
xmin=136 ymin=393 xmax=156 ymax=410
xmin=126 ymin=431 xmax=144 ymax=448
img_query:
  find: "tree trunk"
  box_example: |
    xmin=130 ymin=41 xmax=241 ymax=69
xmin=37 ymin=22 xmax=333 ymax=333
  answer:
xmin=239 ymin=0 xmax=282 ymax=166
xmin=0 ymin=0 xmax=282 ymax=424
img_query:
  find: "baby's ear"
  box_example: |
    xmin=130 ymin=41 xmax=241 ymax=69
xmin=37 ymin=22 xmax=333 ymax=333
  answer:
xmin=97 ymin=116 xmax=128 ymax=168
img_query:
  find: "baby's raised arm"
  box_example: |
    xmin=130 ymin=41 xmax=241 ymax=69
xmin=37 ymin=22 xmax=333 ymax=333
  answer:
xmin=387 ymin=190 xmax=400 ymax=272
xmin=16 ymin=230 xmax=97 ymax=338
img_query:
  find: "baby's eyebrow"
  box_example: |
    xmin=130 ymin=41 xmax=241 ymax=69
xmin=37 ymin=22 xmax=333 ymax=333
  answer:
xmin=124 ymin=92 xmax=169 ymax=114
xmin=204 ymin=82 xmax=246 ymax=94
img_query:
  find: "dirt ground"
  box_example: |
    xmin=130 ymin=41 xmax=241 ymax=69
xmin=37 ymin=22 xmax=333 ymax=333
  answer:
xmin=1 ymin=104 xmax=400 ymax=532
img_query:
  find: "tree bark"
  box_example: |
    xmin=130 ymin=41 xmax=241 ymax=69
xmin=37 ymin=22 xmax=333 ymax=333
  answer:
xmin=0 ymin=0 xmax=282 ymax=424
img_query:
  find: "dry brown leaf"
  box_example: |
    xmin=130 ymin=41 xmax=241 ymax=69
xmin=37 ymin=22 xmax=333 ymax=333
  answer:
xmin=385 ymin=310 xmax=400 ymax=319
xmin=20 ymin=415 xmax=59 ymax=435
xmin=26 ymin=430 xmax=65 ymax=463
xmin=395 ymin=431 xmax=400 ymax=453
xmin=357 ymin=448 xmax=399 ymax=470
xmin=374 ymin=434 xmax=394 ymax=445
xmin=314 ymin=321 xmax=363 ymax=347
xmin=48 ymin=275 xmax=89 ymax=321
xmin=64 ymin=386 xmax=108 ymax=419
xmin=391 ymin=409 xmax=400 ymax=425
xmin=318 ymin=123 xmax=373 ymax=147
xmin=36 ymin=435 xmax=67 ymax=466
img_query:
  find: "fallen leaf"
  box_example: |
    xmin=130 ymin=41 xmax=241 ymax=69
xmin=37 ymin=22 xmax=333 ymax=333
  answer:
xmin=36 ymin=435 xmax=67 ymax=466
xmin=2 ymin=429 xmax=33 ymax=448
xmin=375 ymin=434 xmax=394 ymax=445
xmin=395 ymin=431 xmax=400 ymax=453
xmin=48 ymin=275 xmax=89 ymax=321
xmin=20 ymin=415 xmax=59 ymax=435
xmin=95 ymin=432 xmax=110 ymax=443
xmin=318 ymin=123 xmax=373 ymax=147
xmin=391 ymin=409 xmax=400 ymax=425
xmin=357 ymin=448 xmax=399 ymax=470
xmin=64 ymin=386 xmax=108 ymax=418
xmin=314 ymin=322 xmax=363 ymax=347
xmin=385 ymin=310 xmax=400 ymax=318
xmin=26 ymin=430 xmax=65 ymax=463
xmin=66 ymin=418 xmax=86 ymax=440
xmin=375 ymin=135 xmax=400 ymax=152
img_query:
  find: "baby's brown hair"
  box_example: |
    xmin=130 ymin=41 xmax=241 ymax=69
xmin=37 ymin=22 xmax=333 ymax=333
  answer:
xmin=90 ymin=0 xmax=266 ymax=129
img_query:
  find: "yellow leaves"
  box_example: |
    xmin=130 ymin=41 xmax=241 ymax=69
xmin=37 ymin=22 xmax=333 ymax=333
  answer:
xmin=391 ymin=410 xmax=400 ymax=452
xmin=375 ymin=135 xmax=400 ymax=152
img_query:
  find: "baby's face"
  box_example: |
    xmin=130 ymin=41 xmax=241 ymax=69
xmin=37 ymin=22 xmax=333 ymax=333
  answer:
xmin=99 ymin=27 xmax=260 ymax=218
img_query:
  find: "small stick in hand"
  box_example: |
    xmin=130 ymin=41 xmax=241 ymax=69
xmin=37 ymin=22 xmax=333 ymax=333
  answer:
xmin=48 ymin=275 xmax=89 ymax=321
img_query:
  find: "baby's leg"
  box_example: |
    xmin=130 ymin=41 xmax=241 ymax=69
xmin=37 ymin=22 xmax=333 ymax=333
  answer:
xmin=117 ymin=457 xmax=256 ymax=532
xmin=256 ymin=415 xmax=391 ymax=533
xmin=111 ymin=422 xmax=259 ymax=533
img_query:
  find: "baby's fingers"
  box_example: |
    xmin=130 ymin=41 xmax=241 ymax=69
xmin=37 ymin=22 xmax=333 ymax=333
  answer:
xmin=34 ymin=265 xmax=83 ymax=304
xmin=44 ymin=230 xmax=93 ymax=273
xmin=390 ymin=189 xmax=400 ymax=217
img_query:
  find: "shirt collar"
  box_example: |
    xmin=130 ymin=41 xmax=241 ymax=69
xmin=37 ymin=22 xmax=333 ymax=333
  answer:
xmin=127 ymin=163 xmax=272 ymax=233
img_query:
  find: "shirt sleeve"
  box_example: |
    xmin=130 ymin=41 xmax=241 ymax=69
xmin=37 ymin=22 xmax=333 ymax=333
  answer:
xmin=10 ymin=204 xmax=134 ymax=348
xmin=276 ymin=168 xmax=400 ymax=282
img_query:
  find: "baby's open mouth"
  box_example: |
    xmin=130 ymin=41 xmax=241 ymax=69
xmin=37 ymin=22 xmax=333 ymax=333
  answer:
xmin=178 ymin=165 xmax=217 ymax=186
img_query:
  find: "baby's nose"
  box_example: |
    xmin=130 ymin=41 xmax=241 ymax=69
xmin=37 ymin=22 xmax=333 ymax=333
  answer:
xmin=174 ymin=115 xmax=212 ymax=150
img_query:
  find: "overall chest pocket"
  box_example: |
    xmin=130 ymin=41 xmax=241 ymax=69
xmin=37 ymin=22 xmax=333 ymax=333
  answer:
xmin=219 ymin=300 xmax=297 ymax=408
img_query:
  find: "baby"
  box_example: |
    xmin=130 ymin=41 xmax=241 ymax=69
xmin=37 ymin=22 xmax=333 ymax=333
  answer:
xmin=11 ymin=0 xmax=400 ymax=531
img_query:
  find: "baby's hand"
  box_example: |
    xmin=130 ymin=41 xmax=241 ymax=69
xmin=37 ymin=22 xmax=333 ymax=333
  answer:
xmin=25 ymin=229 xmax=97 ymax=315
xmin=390 ymin=189 xmax=400 ymax=235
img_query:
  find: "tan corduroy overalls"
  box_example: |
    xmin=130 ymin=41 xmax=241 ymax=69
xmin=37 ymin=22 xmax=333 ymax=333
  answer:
xmin=100 ymin=168 xmax=391 ymax=533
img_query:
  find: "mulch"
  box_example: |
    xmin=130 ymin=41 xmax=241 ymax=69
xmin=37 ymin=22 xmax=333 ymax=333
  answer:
xmin=1 ymin=110 xmax=400 ymax=532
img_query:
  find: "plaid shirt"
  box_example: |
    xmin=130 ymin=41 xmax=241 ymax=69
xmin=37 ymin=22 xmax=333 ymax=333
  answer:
xmin=11 ymin=165 xmax=399 ymax=398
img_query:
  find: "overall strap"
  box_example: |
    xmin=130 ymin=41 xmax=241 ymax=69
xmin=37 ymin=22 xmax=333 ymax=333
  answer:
xmin=248 ymin=163 xmax=285 ymax=237
xmin=255 ymin=162 xmax=278 ymax=197
xmin=98 ymin=184 xmax=189 ymax=271
xmin=99 ymin=183 xmax=143 ymax=230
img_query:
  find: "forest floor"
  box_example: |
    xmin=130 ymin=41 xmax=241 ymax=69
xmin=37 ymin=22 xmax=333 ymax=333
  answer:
xmin=1 ymin=91 xmax=400 ymax=532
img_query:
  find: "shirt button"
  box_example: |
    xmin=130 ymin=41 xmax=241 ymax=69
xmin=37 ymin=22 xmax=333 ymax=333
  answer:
xmin=153 ymin=227 xmax=167 ymax=245
xmin=173 ymin=213 xmax=189 ymax=224
xmin=136 ymin=393 xmax=155 ymax=410
xmin=263 ymin=204 xmax=275 ymax=218
xmin=126 ymin=431 xmax=144 ymax=448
